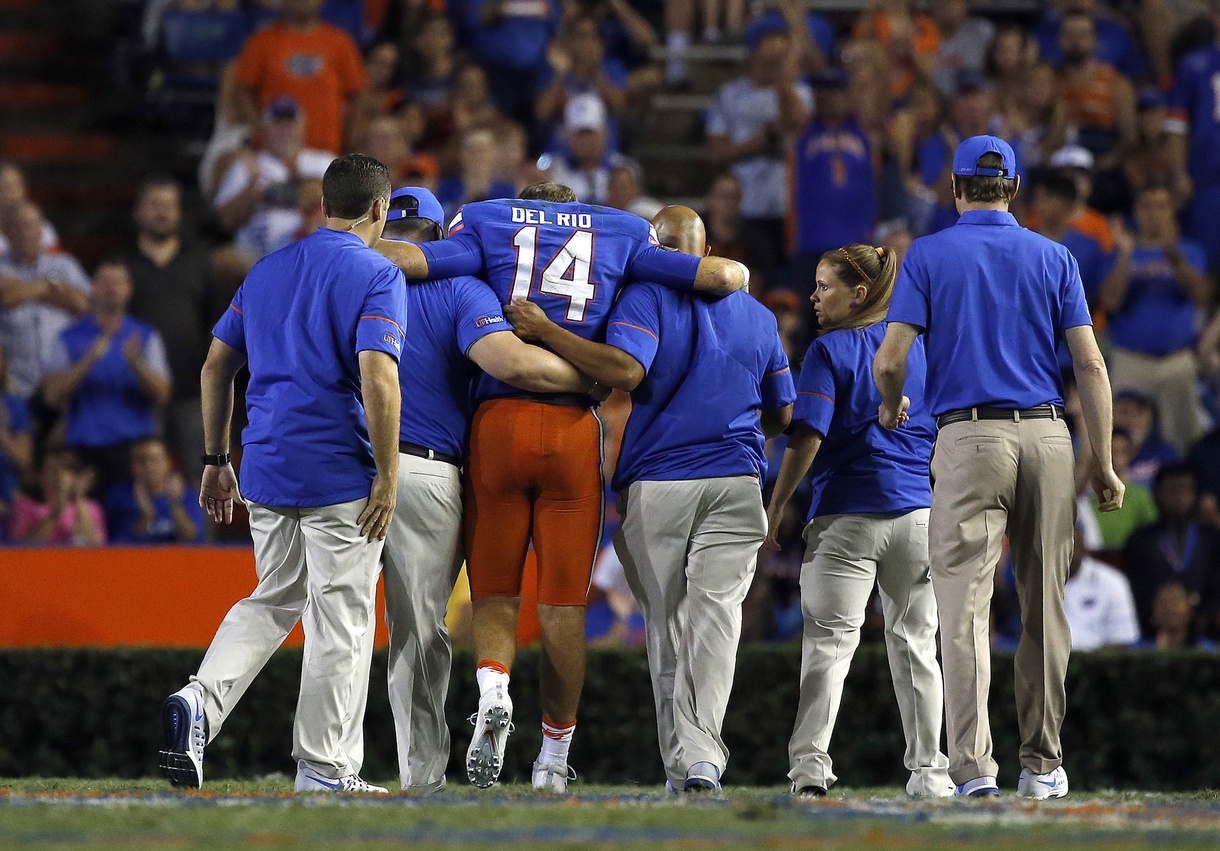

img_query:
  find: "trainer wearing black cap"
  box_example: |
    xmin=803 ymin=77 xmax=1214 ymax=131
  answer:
xmin=873 ymin=136 xmax=1124 ymax=800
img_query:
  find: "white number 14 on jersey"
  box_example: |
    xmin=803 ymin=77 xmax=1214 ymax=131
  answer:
xmin=511 ymin=226 xmax=596 ymax=322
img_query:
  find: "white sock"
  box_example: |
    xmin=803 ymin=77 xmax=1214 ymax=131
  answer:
xmin=476 ymin=664 xmax=510 ymax=697
xmin=666 ymin=31 xmax=691 ymax=85
xmin=539 ymin=717 xmax=575 ymax=765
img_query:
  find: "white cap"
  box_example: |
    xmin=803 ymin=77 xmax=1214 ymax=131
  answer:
xmin=564 ymin=93 xmax=607 ymax=133
xmin=1048 ymin=144 xmax=1094 ymax=171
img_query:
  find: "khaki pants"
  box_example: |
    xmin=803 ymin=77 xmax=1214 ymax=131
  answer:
xmin=191 ymin=498 xmax=382 ymax=779
xmin=788 ymin=509 xmax=950 ymax=793
xmin=1107 ymin=346 xmax=1203 ymax=454
xmin=615 ymin=476 xmax=766 ymax=788
xmin=350 ymin=452 xmax=464 ymax=789
xmin=929 ymin=417 xmax=1075 ymax=783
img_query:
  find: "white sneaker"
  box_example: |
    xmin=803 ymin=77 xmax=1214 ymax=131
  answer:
xmin=1016 ymin=767 xmax=1069 ymax=800
xmin=532 ymin=760 xmax=576 ymax=793
xmin=159 ymin=685 xmax=207 ymax=788
xmin=907 ymin=771 xmax=956 ymax=798
xmin=683 ymin=761 xmax=721 ymax=792
xmin=294 ymin=764 xmax=389 ymax=794
xmin=954 ymin=775 xmax=1000 ymax=797
xmin=466 ymin=687 xmax=514 ymax=788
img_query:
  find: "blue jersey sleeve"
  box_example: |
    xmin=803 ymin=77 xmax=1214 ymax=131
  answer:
xmin=887 ymin=242 xmax=932 ymax=332
xmin=452 ymin=275 xmax=510 ymax=355
xmin=761 ymin=325 xmax=796 ymax=410
xmin=793 ymin=339 xmax=836 ymax=436
xmin=605 ymin=284 xmax=663 ymax=373
xmin=212 ymin=286 xmax=247 ymax=354
xmin=357 ymin=266 xmax=407 ymax=359
xmin=1059 ymin=250 xmax=1093 ymax=332
xmin=420 ymin=208 xmax=486 ymax=279
xmin=627 ymin=244 xmax=702 ymax=291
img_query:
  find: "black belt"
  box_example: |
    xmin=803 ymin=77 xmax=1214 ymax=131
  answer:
xmin=399 ymin=441 xmax=461 ymax=467
xmin=937 ymin=405 xmax=1065 ymax=429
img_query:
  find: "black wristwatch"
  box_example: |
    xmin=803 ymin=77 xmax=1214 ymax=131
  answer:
xmin=201 ymin=452 xmax=231 ymax=467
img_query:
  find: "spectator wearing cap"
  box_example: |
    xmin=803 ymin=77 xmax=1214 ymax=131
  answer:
xmin=1056 ymin=11 xmax=1137 ymax=170
xmin=928 ymin=0 xmax=996 ymax=100
xmin=544 ymin=94 xmax=634 ymax=206
xmin=372 ymin=185 xmax=593 ymax=791
xmin=1037 ymin=145 xmax=1114 ymax=255
xmin=0 ymin=161 xmax=58 ymax=258
xmin=451 ymin=0 xmax=561 ymax=124
xmin=1099 ymin=184 xmax=1210 ymax=453
xmin=1063 ymin=523 xmax=1140 ymax=650
xmin=787 ymin=68 xmax=875 ymax=263
xmin=1112 ymin=389 xmax=1179 ymax=489
xmin=214 ymin=97 xmax=335 ymax=263
xmin=1032 ymin=0 xmax=1146 ymax=82
xmin=1122 ymin=464 xmax=1220 ymax=638
xmin=105 ymin=436 xmax=204 ymax=544
xmin=115 ymin=176 xmax=221 ymax=488
xmin=42 ymin=261 xmax=172 ymax=495
xmin=232 ymin=0 xmax=367 ymax=155
xmin=706 ymin=18 xmax=811 ymax=275
xmin=435 ymin=128 xmax=517 ymax=221
xmin=1169 ymin=0 xmax=1220 ymax=272
xmin=535 ymin=14 xmax=628 ymax=153
xmin=0 ymin=201 xmax=91 ymax=403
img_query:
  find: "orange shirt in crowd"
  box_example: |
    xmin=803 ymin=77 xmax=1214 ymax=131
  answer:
xmin=1025 ymin=206 xmax=1115 ymax=254
xmin=1061 ymin=62 xmax=1123 ymax=130
xmin=234 ymin=21 xmax=367 ymax=154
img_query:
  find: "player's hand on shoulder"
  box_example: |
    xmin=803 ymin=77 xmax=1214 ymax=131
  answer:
xmin=504 ymin=298 xmax=553 ymax=342
xmin=359 ymin=472 xmax=396 ymax=542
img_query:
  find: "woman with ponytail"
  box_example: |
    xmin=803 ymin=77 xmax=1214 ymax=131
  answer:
xmin=764 ymin=243 xmax=952 ymax=799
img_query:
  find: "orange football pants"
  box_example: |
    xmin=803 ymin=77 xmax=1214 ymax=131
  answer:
xmin=464 ymin=398 xmax=604 ymax=606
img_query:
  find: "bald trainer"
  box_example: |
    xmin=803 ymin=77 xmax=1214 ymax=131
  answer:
xmin=504 ymin=206 xmax=796 ymax=792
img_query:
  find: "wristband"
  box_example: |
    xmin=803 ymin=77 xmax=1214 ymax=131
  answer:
xmin=201 ymin=452 xmax=231 ymax=467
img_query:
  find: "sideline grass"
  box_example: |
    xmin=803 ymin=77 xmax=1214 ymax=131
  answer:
xmin=2 ymin=779 xmax=1218 ymax=850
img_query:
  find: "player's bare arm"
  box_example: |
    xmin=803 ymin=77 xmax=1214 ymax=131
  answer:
xmin=760 ymin=404 xmax=793 ymax=439
xmin=357 ymin=349 xmax=401 ymax=542
xmin=373 ymin=237 xmax=430 ymax=279
xmin=467 ymin=331 xmax=595 ymax=396
xmin=1065 ymin=324 xmax=1125 ymax=513
xmin=199 ymin=337 xmax=246 ymax=524
xmin=764 ymin=425 xmax=823 ymax=551
xmin=505 ymin=299 xmax=644 ymax=391
xmin=693 ymin=256 xmax=750 ymax=295
xmin=873 ymin=322 xmax=918 ymax=429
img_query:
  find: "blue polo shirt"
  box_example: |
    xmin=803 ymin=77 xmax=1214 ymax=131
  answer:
xmin=795 ymin=324 xmax=933 ymax=520
xmin=1104 ymin=240 xmax=1207 ymax=356
xmin=606 ymin=284 xmax=795 ymax=492
xmin=213 ymin=228 xmax=407 ymax=508
xmin=400 ymin=275 xmax=511 ymax=457
xmin=105 ymin=483 xmax=206 ymax=544
xmin=53 ymin=316 xmax=168 ymax=448
xmin=886 ymin=210 xmax=1092 ymax=416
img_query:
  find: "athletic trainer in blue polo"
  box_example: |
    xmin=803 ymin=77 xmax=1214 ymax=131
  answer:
xmin=873 ymin=135 xmax=1125 ymax=801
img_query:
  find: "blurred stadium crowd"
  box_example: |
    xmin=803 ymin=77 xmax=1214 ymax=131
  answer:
xmin=3 ymin=0 xmax=1220 ymax=651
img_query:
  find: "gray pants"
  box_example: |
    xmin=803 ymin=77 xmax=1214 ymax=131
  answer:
xmin=350 ymin=452 xmax=464 ymax=789
xmin=191 ymin=498 xmax=383 ymax=778
xmin=930 ymin=417 xmax=1075 ymax=783
xmin=788 ymin=509 xmax=951 ymax=793
xmin=615 ymin=476 xmax=766 ymax=788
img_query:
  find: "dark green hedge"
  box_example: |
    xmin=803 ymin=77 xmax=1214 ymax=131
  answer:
xmin=2 ymin=645 xmax=1218 ymax=790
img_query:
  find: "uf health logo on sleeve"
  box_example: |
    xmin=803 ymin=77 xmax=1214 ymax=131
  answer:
xmin=383 ymin=332 xmax=401 ymax=351
xmin=475 ymin=315 xmax=505 ymax=328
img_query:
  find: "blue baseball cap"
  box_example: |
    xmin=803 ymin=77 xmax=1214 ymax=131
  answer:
xmin=952 ymin=135 xmax=1017 ymax=178
xmin=386 ymin=186 xmax=445 ymax=228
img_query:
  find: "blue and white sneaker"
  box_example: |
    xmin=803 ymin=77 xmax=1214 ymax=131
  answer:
xmin=1016 ymin=767 xmax=1069 ymax=800
xmin=159 ymin=685 xmax=208 ymax=788
xmin=683 ymin=762 xmax=721 ymax=792
xmin=532 ymin=760 xmax=576 ymax=793
xmin=954 ymin=775 xmax=1000 ymax=797
xmin=466 ymin=687 xmax=514 ymax=788
xmin=294 ymin=764 xmax=389 ymax=794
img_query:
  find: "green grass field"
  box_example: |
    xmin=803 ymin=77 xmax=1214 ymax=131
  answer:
xmin=2 ymin=779 xmax=1219 ymax=850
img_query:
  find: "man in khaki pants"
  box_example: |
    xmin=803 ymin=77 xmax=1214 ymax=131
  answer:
xmin=874 ymin=136 xmax=1125 ymax=799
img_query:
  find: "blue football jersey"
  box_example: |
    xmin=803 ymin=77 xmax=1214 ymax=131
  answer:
xmin=418 ymin=198 xmax=702 ymax=402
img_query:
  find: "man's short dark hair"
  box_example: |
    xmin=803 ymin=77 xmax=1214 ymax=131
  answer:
xmin=136 ymin=174 xmax=180 ymax=205
xmin=956 ymin=152 xmax=1016 ymax=203
xmin=382 ymin=217 xmax=442 ymax=243
xmin=322 ymin=154 xmax=391 ymax=219
xmin=1154 ymin=462 xmax=1196 ymax=492
xmin=1041 ymin=171 xmax=1078 ymax=203
xmin=520 ymin=181 xmax=578 ymax=203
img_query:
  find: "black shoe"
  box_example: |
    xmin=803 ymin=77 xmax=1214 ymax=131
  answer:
xmin=794 ymin=785 xmax=827 ymax=798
